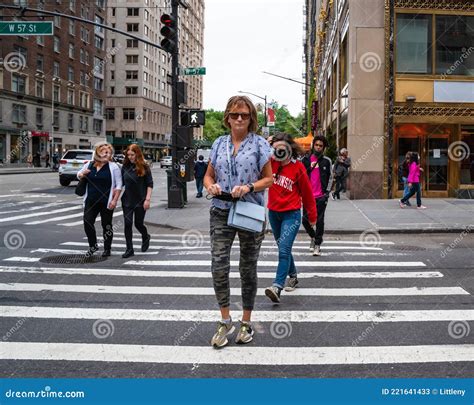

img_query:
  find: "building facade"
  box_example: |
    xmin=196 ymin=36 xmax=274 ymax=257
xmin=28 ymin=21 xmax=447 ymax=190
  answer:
xmin=311 ymin=0 xmax=474 ymax=199
xmin=0 ymin=0 xmax=107 ymax=165
xmin=105 ymin=0 xmax=204 ymax=160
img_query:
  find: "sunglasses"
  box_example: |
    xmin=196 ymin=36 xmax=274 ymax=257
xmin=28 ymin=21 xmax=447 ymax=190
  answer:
xmin=229 ymin=112 xmax=251 ymax=120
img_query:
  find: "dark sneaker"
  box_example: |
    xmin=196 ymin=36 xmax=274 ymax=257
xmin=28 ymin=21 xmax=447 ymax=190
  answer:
xmin=141 ymin=234 xmax=151 ymax=252
xmin=101 ymin=249 xmax=111 ymax=257
xmin=235 ymin=321 xmax=254 ymax=344
xmin=85 ymin=245 xmax=99 ymax=258
xmin=211 ymin=320 xmax=235 ymax=349
xmin=331 ymin=193 xmax=336 ymax=201
xmin=265 ymin=286 xmax=281 ymax=303
xmin=313 ymin=245 xmax=321 ymax=256
xmin=284 ymin=276 xmax=299 ymax=292
xmin=122 ymin=249 xmax=134 ymax=258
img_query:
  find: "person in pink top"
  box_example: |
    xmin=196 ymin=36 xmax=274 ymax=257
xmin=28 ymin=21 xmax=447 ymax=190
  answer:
xmin=399 ymin=152 xmax=426 ymax=209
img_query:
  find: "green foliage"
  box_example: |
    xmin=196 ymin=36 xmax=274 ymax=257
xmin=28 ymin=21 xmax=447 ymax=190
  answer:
xmin=203 ymin=109 xmax=227 ymax=143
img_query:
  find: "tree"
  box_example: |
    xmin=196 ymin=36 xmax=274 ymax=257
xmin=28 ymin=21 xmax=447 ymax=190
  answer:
xmin=203 ymin=109 xmax=226 ymax=144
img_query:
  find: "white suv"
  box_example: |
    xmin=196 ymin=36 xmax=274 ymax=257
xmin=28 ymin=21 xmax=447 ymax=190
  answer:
xmin=58 ymin=149 xmax=94 ymax=186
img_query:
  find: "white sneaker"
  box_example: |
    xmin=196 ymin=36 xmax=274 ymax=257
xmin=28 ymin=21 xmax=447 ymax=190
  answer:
xmin=417 ymin=205 xmax=427 ymax=210
xmin=312 ymin=245 xmax=321 ymax=256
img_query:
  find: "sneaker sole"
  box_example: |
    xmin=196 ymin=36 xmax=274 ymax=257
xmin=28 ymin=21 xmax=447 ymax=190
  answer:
xmin=265 ymin=288 xmax=280 ymax=303
xmin=312 ymin=251 xmax=321 ymax=256
xmin=284 ymin=286 xmax=297 ymax=292
xmin=235 ymin=332 xmax=254 ymax=344
xmin=211 ymin=325 xmax=235 ymax=349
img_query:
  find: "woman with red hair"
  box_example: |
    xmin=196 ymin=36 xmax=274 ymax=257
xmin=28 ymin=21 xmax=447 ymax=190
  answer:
xmin=121 ymin=144 xmax=154 ymax=258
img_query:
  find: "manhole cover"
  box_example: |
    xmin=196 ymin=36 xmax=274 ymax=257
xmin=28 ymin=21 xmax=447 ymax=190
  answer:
xmin=391 ymin=245 xmax=427 ymax=251
xmin=40 ymin=254 xmax=108 ymax=264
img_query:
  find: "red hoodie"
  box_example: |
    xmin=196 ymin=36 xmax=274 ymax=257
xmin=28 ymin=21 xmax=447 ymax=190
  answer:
xmin=268 ymin=159 xmax=317 ymax=224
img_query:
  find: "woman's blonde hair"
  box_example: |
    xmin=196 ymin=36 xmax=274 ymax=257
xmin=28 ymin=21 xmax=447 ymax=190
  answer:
xmin=93 ymin=142 xmax=114 ymax=163
xmin=223 ymin=95 xmax=258 ymax=133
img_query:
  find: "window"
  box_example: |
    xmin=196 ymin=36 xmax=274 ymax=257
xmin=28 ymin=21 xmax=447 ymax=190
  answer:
xmin=112 ymin=8 xmax=116 ymax=17
xmin=95 ymin=35 xmax=104 ymax=50
xmin=105 ymin=108 xmax=115 ymax=120
xmin=53 ymin=111 xmax=60 ymax=128
xmin=79 ymin=92 xmax=89 ymax=108
xmin=127 ymin=8 xmax=139 ymax=16
xmin=436 ymin=15 xmax=474 ymax=76
xmin=127 ymin=39 xmax=139 ymax=48
xmin=93 ymin=98 xmax=103 ymax=115
xmin=53 ymin=61 xmax=60 ymax=77
xmin=12 ymin=104 xmax=27 ymax=124
xmin=144 ymin=25 xmax=149 ymax=37
xmin=111 ymin=55 xmax=115 ymax=64
xmin=340 ymin=37 xmax=348 ymax=87
xmin=80 ymin=48 xmax=85 ymax=64
xmin=85 ymin=116 xmax=89 ymax=131
xmin=69 ymin=20 xmax=75 ymax=35
xmin=94 ymin=77 xmax=103 ymax=91
xmin=110 ymin=70 xmax=115 ymax=80
xmin=96 ymin=0 xmax=105 ymax=9
xmin=80 ymin=27 xmax=90 ymax=43
xmin=54 ymin=14 xmax=60 ymax=28
xmin=144 ymin=9 xmax=149 ymax=21
xmin=110 ymin=86 xmax=115 ymax=95
xmin=94 ymin=57 xmax=104 ymax=75
xmin=111 ymin=39 xmax=115 ymax=48
xmin=12 ymin=74 xmax=26 ymax=94
xmin=85 ymin=51 xmax=90 ymax=65
xmin=36 ymin=108 xmax=43 ymax=125
xmin=54 ymin=36 xmax=60 ymax=53
xmin=69 ymin=0 xmax=75 ymax=12
xmin=144 ymin=56 xmax=149 ymax=68
xmin=80 ymin=71 xmax=86 ymax=86
xmin=396 ymin=14 xmax=432 ymax=74
xmin=36 ymin=54 xmax=44 ymax=71
xmin=67 ymin=89 xmax=75 ymax=105
xmin=127 ymin=23 xmax=139 ymax=32
xmin=36 ymin=36 xmax=44 ymax=46
xmin=79 ymin=116 xmax=84 ymax=131
xmin=69 ymin=43 xmax=75 ymax=59
xmin=126 ymin=55 xmax=138 ymax=64
xmin=68 ymin=113 xmax=74 ymax=130
xmin=68 ymin=66 xmax=74 ymax=82
xmin=126 ymin=87 xmax=138 ymax=95
xmin=460 ymin=126 xmax=474 ymax=185
xmin=123 ymin=108 xmax=135 ymax=120
xmin=95 ymin=15 xmax=104 ymax=34
xmin=53 ymin=85 xmax=60 ymax=102
xmin=126 ymin=70 xmax=138 ymax=79
xmin=121 ymin=131 xmax=136 ymax=138
xmin=36 ymin=80 xmax=44 ymax=98
xmin=93 ymin=119 xmax=103 ymax=133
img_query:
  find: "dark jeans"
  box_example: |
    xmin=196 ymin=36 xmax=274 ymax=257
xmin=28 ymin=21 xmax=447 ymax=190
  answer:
xmin=334 ymin=175 xmax=343 ymax=198
xmin=302 ymin=196 xmax=328 ymax=246
xmin=195 ymin=177 xmax=204 ymax=196
xmin=83 ymin=200 xmax=114 ymax=250
xmin=123 ymin=205 xmax=148 ymax=250
xmin=401 ymin=182 xmax=422 ymax=207
xmin=268 ymin=209 xmax=301 ymax=289
xmin=210 ymin=207 xmax=265 ymax=311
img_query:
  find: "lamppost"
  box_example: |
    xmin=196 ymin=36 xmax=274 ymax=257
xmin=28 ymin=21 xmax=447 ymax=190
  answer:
xmin=238 ymin=90 xmax=267 ymax=130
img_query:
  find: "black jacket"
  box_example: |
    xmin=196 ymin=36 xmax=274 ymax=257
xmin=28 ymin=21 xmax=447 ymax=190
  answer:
xmin=121 ymin=164 xmax=154 ymax=208
xmin=302 ymin=153 xmax=333 ymax=197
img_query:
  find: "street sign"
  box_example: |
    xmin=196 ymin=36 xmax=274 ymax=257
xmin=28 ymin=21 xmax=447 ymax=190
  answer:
xmin=0 ymin=22 xmax=53 ymax=36
xmin=182 ymin=67 xmax=206 ymax=76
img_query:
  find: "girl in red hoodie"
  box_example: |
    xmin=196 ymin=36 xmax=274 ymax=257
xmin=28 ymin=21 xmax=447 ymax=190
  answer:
xmin=264 ymin=133 xmax=317 ymax=303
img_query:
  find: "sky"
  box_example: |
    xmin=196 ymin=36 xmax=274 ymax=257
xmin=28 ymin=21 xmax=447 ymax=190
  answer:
xmin=202 ymin=0 xmax=305 ymax=116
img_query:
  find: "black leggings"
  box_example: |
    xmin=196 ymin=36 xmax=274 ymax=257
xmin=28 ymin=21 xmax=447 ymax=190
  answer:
xmin=123 ymin=205 xmax=148 ymax=250
xmin=83 ymin=200 xmax=114 ymax=250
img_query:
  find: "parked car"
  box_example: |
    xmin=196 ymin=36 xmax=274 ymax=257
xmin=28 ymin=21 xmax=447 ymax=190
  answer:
xmin=114 ymin=154 xmax=125 ymax=164
xmin=58 ymin=149 xmax=94 ymax=186
xmin=160 ymin=156 xmax=172 ymax=168
xmin=144 ymin=153 xmax=154 ymax=168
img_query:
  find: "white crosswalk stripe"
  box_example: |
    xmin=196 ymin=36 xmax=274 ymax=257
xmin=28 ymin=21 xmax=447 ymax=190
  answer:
xmin=0 ymin=234 xmax=471 ymax=373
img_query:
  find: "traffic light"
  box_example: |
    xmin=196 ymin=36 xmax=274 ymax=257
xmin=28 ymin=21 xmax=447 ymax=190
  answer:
xmin=160 ymin=14 xmax=177 ymax=54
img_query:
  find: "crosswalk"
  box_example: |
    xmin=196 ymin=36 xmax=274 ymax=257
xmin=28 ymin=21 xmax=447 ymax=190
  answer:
xmin=0 ymin=194 xmax=123 ymax=227
xmin=0 ymin=232 xmax=472 ymax=375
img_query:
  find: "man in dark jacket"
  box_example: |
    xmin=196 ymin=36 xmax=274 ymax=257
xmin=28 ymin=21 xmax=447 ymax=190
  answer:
xmin=194 ymin=155 xmax=208 ymax=198
xmin=301 ymin=135 xmax=333 ymax=256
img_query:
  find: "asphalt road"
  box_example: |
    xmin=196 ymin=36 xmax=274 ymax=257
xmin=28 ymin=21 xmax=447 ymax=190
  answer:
xmin=0 ymin=172 xmax=473 ymax=378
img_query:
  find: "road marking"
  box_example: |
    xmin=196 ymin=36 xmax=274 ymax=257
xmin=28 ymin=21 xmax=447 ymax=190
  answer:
xmin=0 ymin=194 xmax=56 ymax=199
xmin=0 ymin=283 xmax=466 ymax=296
xmin=59 ymin=210 xmax=123 ymax=227
xmin=25 ymin=211 xmax=84 ymax=225
xmin=0 ymin=265 xmax=443 ymax=279
xmin=1 ymin=342 xmax=472 ymax=365
xmin=62 ymin=242 xmax=383 ymax=251
xmin=0 ymin=202 xmax=66 ymax=214
xmin=2 ymin=306 xmax=471 ymax=323
xmin=125 ymin=260 xmax=427 ymax=268
xmin=0 ymin=205 xmax=82 ymax=223
xmin=3 ymin=257 xmax=40 ymax=262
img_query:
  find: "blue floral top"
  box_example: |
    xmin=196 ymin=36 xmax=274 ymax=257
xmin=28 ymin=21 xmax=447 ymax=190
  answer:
xmin=209 ymin=133 xmax=272 ymax=209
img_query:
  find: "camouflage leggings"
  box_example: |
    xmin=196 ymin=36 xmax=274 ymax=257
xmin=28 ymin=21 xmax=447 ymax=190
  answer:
xmin=210 ymin=206 xmax=265 ymax=311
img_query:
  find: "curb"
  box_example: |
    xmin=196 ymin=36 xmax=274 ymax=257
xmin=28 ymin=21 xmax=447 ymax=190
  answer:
xmin=0 ymin=170 xmax=56 ymax=175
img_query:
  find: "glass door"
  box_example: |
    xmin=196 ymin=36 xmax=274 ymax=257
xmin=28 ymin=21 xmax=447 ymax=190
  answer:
xmin=426 ymin=136 xmax=449 ymax=191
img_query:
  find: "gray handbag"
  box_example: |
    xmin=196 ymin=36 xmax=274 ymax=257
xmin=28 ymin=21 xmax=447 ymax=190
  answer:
xmin=225 ymin=135 xmax=265 ymax=233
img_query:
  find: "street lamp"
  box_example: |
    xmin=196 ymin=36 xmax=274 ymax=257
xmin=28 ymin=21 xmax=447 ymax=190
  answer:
xmin=238 ymin=90 xmax=267 ymax=130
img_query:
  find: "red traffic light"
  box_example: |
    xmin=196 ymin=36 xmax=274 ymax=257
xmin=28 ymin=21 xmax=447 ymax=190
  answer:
xmin=160 ymin=14 xmax=174 ymax=27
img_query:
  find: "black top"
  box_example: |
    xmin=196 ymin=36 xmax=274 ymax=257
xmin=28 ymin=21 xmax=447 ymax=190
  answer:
xmin=194 ymin=161 xmax=208 ymax=178
xmin=121 ymin=163 xmax=154 ymax=208
xmin=87 ymin=163 xmax=112 ymax=205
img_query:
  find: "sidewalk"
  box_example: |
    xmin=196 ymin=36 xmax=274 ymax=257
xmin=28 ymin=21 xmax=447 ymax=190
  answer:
xmin=0 ymin=166 xmax=54 ymax=175
xmin=145 ymin=192 xmax=474 ymax=234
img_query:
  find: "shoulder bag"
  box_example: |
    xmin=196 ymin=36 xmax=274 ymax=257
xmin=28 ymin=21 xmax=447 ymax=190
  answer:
xmin=75 ymin=162 xmax=93 ymax=196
